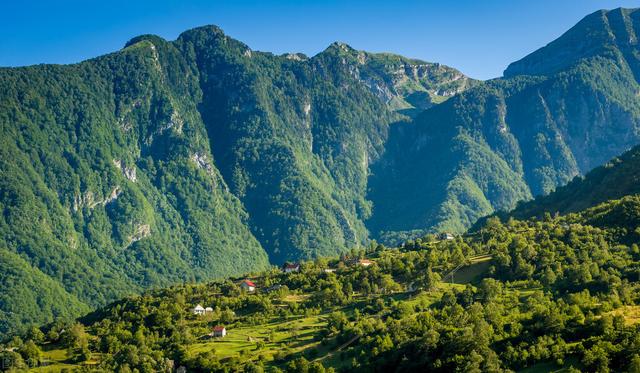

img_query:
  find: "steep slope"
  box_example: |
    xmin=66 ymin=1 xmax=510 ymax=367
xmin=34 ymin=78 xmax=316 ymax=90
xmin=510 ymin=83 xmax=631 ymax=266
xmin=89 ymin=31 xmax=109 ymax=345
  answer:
xmin=11 ymin=194 xmax=640 ymax=372
xmin=0 ymin=27 xmax=472 ymax=334
xmin=319 ymin=42 xmax=477 ymax=116
xmin=0 ymin=36 xmax=272 ymax=335
xmin=501 ymin=144 xmax=640 ymax=220
xmin=368 ymin=7 xmax=640 ymax=242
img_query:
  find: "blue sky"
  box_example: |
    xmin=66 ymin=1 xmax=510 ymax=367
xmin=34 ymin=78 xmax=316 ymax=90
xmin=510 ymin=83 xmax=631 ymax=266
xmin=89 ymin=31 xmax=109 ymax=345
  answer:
xmin=1 ymin=0 xmax=639 ymax=79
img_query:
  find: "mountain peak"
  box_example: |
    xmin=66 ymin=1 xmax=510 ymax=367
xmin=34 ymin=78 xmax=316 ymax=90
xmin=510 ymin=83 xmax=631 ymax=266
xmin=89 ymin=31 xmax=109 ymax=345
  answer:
xmin=504 ymin=7 xmax=640 ymax=77
xmin=322 ymin=41 xmax=357 ymax=55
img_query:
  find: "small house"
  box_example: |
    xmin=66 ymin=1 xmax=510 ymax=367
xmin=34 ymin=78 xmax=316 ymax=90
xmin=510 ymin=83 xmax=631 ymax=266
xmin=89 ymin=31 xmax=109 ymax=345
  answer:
xmin=211 ymin=325 xmax=227 ymax=338
xmin=240 ymin=280 xmax=256 ymax=292
xmin=324 ymin=268 xmax=337 ymax=273
xmin=438 ymin=232 xmax=455 ymax=241
xmin=358 ymin=259 xmax=374 ymax=267
xmin=282 ymin=262 xmax=301 ymax=273
xmin=193 ymin=304 xmax=205 ymax=315
xmin=205 ymin=307 xmax=214 ymax=314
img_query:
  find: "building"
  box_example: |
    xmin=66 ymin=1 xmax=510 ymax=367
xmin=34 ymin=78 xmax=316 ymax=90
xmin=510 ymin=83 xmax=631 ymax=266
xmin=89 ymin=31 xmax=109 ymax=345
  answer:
xmin=240 ymin=280 xmax=256 ymax=292
xmin=438 ymin=232 xmax=455 ymax=241
xmin=212 ymin=325 xmax=227 ymax=338
xmin=324 ymin=268 xmax=337 ymax=273
xmin=193 ymin=304 xmax=205 ymax=315
xmin=282 ymin=262 xmax=301 ymax=273
xmin=205 ymin=307 xmax=214 ymax=314
xmin=358 ymin=259 xmax=374 ymax=267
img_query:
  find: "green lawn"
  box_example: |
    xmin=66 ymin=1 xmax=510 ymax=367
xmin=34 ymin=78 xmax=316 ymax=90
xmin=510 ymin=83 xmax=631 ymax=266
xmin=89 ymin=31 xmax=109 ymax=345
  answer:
xmin=189 ymin=314 xmax=327 ymax=363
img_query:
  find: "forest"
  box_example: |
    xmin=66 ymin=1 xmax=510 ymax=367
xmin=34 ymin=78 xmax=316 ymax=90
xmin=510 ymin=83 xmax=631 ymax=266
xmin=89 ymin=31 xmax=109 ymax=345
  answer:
xmin=2 ymin=194 xmax=640 ymax=372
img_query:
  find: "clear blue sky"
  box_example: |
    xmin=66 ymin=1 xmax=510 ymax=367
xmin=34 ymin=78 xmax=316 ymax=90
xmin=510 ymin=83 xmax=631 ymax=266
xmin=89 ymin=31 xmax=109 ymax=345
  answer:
xmin=1 ymin=0 xmax=639 ymax=79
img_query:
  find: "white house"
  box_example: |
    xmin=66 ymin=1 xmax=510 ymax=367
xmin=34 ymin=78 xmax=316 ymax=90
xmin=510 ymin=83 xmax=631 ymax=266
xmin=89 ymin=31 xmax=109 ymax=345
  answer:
xmin=212 ymin=325 xmax=227 ymax=337
xmin=438 ymin=232 xmax=455 ymax=241
xmin=193 ymin=304 xmax=205 ymax=315
xmin=240 ymin=280 xmax=256 ymax=292
xmin=282 ymin=262 xmax=301 ymax=273
xmin=205 ymin=307 xmax=214 ymax=314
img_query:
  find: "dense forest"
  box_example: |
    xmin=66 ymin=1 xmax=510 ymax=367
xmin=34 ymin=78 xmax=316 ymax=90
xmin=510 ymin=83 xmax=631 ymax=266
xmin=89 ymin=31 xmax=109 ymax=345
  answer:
xmin=0 ymin=25 xmax=471 ymax=335
xmin=2 ymin=191 xmax=640 ymax=372
xmin=3 ymin=6 xmax=640 ymax=341
xmin=369 ymin=7 xmax=640 ymax=242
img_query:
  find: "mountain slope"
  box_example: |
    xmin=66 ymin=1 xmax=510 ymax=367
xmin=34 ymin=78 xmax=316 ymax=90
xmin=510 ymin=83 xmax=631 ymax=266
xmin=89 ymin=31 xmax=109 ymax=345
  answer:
xmin=500 ymin=143 xmax=640 ymax=220
xmin=368 ymin=7 xmax=640 ymax=242
xmin=0 ymin=26 xmax=472 ymax=334
xmin=10 ymin=193 xmax=640 ymax=372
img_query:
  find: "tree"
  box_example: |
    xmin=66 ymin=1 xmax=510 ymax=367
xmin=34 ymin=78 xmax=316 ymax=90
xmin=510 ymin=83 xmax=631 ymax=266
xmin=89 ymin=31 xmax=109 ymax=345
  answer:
xmin=629 ymin=355 xmax=640 ymax=373
xmin=18 ymin=340 xmax=41 ymax=367
xmin=64 ymin=323 xmax=91 ymax=362
xmin=25 ymin=326 xmax=45 ymax=344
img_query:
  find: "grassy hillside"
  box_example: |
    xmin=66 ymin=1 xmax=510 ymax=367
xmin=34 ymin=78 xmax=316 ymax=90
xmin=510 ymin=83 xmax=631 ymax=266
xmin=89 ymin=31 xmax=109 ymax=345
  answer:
xmin=4 ymin=195 xmax=640 ymax=372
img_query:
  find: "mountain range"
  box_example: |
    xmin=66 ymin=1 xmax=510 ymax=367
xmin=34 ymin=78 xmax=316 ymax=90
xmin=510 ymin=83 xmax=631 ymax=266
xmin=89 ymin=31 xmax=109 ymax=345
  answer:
xmin=2 ymin=7 xmax=640 ymax=334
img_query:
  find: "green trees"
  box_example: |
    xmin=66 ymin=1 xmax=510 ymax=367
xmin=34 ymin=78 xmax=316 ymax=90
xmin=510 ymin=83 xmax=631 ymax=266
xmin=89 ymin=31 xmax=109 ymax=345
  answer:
xmin=63 ymin=323 xmax=91 ymax=362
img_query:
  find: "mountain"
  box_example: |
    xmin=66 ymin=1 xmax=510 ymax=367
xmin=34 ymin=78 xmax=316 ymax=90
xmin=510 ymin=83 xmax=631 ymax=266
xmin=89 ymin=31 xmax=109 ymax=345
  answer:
xmin=7 ymin=192 xmax=640 ymax=372
xmin=498 ymin=143 xmax=640 ymax=220
xmin=4 ymin=7 xmax=640 ymax=336
xmin=368 ymin=7 xmax=640 ymax=242
xmin=0 ymin=26 xmax=472 ymax=334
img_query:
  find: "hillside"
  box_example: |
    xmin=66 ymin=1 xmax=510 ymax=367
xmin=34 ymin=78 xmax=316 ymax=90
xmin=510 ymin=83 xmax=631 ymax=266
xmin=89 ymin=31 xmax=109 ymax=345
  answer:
xmin=503 ymin=144 xmax=640 ymax=220
xmin=5 ymin=7 xmax=640 ymax=337
xmin=0 ymin=26 xmax=473 ymax=335
xmin=368 ymin=7 xmax=640 ymax=242
xmin=4 ymin=194 xmax=640 ymax=372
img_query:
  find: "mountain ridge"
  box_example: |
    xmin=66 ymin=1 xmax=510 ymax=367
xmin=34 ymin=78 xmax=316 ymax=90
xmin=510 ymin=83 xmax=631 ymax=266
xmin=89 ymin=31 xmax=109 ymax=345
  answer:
xmin=0 ymin=22 xmax=474 ymax=335
xmin=3 ymin=8 xmax=640 ymax=335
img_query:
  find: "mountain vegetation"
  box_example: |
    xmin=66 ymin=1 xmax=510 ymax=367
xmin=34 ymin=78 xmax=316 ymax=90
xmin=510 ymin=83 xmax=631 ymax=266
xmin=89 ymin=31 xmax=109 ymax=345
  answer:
xmin=0 ymin=24 xmax=472 ymax=335
xmin=3 ymin=6 xmax=640 ymax=339
xmin=368 ymin=7 xmax=640 ymax=242
xmin=498 ymin=144 xmax=640 ymax=220
xmin=4 ymin=192 xmax=640 ymax=372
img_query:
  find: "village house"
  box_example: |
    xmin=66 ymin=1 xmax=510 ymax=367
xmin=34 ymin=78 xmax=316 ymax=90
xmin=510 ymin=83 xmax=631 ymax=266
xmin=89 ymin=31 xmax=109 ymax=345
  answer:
xmin=240 ymin=279 xmax=256 ymax=292
xmin=323 ymin=268 xmax=337 ymax=273
xmin=193 ymin=304 xmax=205 ymax=315
xmin=205 ymin=306 xmax=214 ymax=314
xmin=358 ymin=259 xmax=374 ymax=267
xmin=438 ymin=232 xmax=455 ymax=241
xmin=282 ymin=262 xmax=301 ymax=273
xmin=211 ymin=325 xmax=227 ymax=338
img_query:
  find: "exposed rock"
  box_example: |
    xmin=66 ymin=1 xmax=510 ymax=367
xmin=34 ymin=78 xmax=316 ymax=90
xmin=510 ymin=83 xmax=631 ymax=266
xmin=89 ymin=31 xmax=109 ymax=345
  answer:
xmin=72 ymin=186 xmax=121 ymax=212
xmin=126 ymin=224 xmax=151 ymax=247
xmin=191 ymin=152 xmax=214 ymax=174
xmin=113 ymin=159 xmax=137 ymax=182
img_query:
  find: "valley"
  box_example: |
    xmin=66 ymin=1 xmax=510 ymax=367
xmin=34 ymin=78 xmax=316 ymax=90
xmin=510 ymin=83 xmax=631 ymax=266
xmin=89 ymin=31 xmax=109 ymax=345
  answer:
xmin=2 ymin=6 xmax=640 ymax=372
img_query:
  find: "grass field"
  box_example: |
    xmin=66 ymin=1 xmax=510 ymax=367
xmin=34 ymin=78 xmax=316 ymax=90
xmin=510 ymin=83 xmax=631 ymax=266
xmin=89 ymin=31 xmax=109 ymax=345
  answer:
xmin=609 ymin=305 xmax=640 ymax=325
xmin=189 ymin=313 xmax=328 ymax=364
